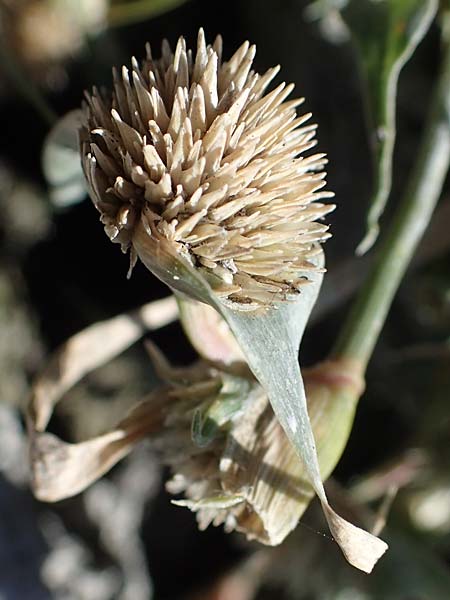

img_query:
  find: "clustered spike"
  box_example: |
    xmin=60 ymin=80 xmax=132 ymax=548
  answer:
xmin=80 ymin=28 xmax=335 ymax=305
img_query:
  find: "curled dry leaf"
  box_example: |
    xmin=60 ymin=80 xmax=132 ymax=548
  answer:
xmin=28 ymin=296 xmax=177 ymax=501
xmin=29 ymin=395 xmax=167 ymax=502
xmin=29 ymin=296 xmax=177 ymax=432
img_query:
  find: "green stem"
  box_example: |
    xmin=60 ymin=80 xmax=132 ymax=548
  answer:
xmin=332 ymin=17 xmax=450 ymax=370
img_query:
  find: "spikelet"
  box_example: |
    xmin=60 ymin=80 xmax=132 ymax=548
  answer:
xmin=80 ymin=29 xmax=335 ymax=305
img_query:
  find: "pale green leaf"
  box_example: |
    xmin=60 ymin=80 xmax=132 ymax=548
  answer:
xmin=41 ymin=110 xmax=87 ymax=208
xmin=191 ymin=375 xmax=252 ymax=447
xmin=216 ymin=262 xmax=387 ymax=572
xmin=342 ymin=0 xmax=438 ymax=254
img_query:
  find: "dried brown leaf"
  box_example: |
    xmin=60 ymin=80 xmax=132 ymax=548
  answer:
xmin=29 ymin=393 xmax=168 ymax=502
xmin=29 ymin=296 xmax=177 ymax=432
xmin=27 ymin=297 xmax=177 ymax=501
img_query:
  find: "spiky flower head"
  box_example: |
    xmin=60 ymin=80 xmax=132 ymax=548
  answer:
xmin=80 ymin=29 xmax=334 ymax=305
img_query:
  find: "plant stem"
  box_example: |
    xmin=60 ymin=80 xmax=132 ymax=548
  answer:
xmin=332 ymin=16 xmax=450 ymax=370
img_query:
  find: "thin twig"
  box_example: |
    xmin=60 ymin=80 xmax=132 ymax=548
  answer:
xmin=371 ymin=485 xmax=398 ymax=537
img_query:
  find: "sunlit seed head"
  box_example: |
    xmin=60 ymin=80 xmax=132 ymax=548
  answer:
xmin=80 ymin=28 xmax=335 ymax=305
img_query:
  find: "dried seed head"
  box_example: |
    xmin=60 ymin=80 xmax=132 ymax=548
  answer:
xmin=80 ymin=28 xmax=335 ymax=305
xmin=145 ymin=344 xmax=312 ymax=545
xmin=168 ymin=389 xmax=315 ymax=546
xmin=150 ymin=354 xmax=365 ymax=547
